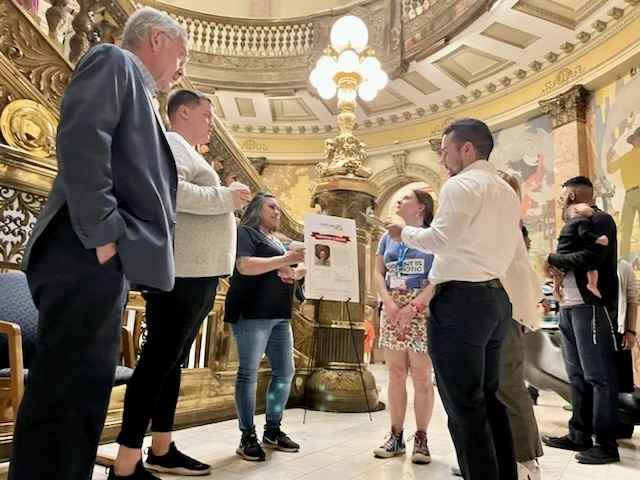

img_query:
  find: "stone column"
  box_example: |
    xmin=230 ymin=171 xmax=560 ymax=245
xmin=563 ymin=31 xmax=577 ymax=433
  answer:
xmin=539 ymin=85 xmax=591 ymax=236
xmin=305 ymin=176 xmax=381 ymax=412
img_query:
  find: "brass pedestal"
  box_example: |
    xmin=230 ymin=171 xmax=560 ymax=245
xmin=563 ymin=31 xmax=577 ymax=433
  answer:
xmin=305 ymin=175 xmax=382 ymax=413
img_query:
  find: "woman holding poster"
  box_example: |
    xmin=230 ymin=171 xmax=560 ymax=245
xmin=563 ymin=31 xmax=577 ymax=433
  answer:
xmin=373 ymin=189 xmax=435 ymax=464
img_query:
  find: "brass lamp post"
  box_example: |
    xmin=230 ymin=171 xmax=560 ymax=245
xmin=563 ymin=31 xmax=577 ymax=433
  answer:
xmin=305 ymin=16 xmax=387 ymax=412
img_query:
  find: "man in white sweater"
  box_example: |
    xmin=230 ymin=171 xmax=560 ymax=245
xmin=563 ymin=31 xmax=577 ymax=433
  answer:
xmin=111 ymin=90 xmax=251 ymax=479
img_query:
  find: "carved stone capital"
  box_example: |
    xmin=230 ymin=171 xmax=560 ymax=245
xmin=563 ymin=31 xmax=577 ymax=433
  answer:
xmin=539 ymin=85 xmax=591 ymax=129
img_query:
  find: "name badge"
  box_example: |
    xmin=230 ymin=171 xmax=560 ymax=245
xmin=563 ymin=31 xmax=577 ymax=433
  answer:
xmin=390 ymin=275 xmax=407 ymax=290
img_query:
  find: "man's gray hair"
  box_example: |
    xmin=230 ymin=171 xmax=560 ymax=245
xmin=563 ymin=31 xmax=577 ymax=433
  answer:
xmin=121 ymin=7 xmax=186 ymax=50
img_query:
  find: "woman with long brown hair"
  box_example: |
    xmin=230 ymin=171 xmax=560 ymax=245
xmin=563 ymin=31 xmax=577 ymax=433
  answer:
xmin=373 ymin=188 xmax=436 ymax=464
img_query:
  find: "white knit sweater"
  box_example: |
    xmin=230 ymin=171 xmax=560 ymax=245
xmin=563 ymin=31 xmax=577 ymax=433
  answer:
xmin=167 ymin=132 xmax=236 ymax=278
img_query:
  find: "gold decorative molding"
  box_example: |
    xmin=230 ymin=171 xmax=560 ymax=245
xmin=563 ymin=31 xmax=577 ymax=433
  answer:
xmin=239 ymin=138 xmax=268 ymax=153
xmin=541 ymin=65 xmax=585 ymax=95
xmin=0 ymin=1 xmax=71 ymax=111
xmin=0 ymin=100 xmax=58 ymax=158
xmin=539 ymin=84 xmax=590 ymax=129
xmin=0 ymin=145 xmax=57 ymax=197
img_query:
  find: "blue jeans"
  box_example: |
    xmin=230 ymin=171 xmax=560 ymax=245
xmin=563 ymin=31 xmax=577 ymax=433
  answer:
xmin=231 ymin=318 xmax=294 ymax=432
xmin=559 ymin=304 xmax=618 ymax=450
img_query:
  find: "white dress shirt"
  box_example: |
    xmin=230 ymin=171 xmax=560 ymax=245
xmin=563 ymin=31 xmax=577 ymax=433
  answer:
xmin=501 ymin=238 xmax=542 ymax=331
xmin=617 ymin=258 xmax=639 ymax=334
xmin=401 ymin=160 xmax=521 ymax=285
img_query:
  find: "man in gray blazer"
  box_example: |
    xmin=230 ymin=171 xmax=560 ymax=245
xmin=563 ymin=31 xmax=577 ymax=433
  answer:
xmin=9 ymin=8 xmax=187 ymax=480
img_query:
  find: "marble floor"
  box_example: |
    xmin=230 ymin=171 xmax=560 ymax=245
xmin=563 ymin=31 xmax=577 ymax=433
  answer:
xmin=92 ymin=365 xmax=639 ymax=480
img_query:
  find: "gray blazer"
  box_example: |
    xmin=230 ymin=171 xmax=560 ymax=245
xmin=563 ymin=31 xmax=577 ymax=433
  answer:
xmin=22 ymin=44 xmax=177 ymax=291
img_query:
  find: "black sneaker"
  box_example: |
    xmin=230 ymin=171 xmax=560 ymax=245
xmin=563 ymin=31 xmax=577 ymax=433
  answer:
xmin=575 ymin=445 xmax=620 ymax=464
xmin=145 ymin=442 xmax=211 ymax=476
xmin=107 ymin=461 xmax=161 ymax=480
xmin=263 ymin=428 xmax=300 ymax=452
xmin=542 ymin=434 xmax=592 ymax=452
xmin=236 ymin=428 xmax=266 ymax=461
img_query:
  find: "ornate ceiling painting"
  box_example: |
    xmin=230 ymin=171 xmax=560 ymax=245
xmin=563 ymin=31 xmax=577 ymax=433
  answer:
xmin=136 ymin=0 xmax=640 ymax=141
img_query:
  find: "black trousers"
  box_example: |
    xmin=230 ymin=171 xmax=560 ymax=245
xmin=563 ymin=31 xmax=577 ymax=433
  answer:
xmin=9 ymin=208 xmax=128 ymax=480
xmin=558 ymin=304 xmax=619 ymax=451
xmin=429 ymin=282 xmax=516 ymax=480
xmin=116 ymin=276 xmax=219 ymax=448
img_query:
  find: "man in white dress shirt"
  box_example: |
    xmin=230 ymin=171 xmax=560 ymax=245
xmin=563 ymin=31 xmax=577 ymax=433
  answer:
xmin=388 ymin=118 xmax=521 ymax=480
xmin=110 ymin=90 xmax=251 ymax=479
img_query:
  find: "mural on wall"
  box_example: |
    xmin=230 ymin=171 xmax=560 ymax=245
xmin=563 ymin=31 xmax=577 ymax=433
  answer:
xmin=589 ymin=70 xmax=640 ymax=260
xmin=261 ymin=164 xmax=319 ymax=223
xmin=491 ymin=116 xmax=556 ymax=268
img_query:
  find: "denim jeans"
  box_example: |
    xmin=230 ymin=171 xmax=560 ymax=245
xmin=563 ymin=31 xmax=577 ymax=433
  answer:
xmin=558 ymin=304 xmax=619 ymax=451
xmin=231 ymin=318 xmax=295 ymax=432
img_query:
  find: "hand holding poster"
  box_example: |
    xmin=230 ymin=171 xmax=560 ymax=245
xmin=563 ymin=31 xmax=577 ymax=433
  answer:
xmin=303 ymin=213 xmax=359 ymax=302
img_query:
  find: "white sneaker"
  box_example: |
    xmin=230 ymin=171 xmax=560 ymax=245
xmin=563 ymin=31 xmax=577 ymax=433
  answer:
xmin=518 ymin=460 xmax=541 ymax=480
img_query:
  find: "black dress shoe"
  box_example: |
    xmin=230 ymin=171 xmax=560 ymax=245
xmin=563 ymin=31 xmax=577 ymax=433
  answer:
xmin=542 ymin=434 xmax=592 ymax=451
xmin=576 ymin=446 xmax=620 ymax=464
xmin=107 ymin=461 xmax=161 ymax=479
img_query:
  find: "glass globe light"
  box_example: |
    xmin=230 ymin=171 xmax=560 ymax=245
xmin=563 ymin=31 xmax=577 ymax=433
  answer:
xmin=330 ymin=15 xmax=369 ymax=53
xmin=358 ymin=81 xmax=378 ymax=102
xmin=310 ymin=67 xmax=323 ymax=89
xmin=337 ymin=50 xmax=359 ymax=73
xmin=316 ymin=55 xmax=337 ymax=77
xmin=318 ymin=82 xmax=337 ymax=100
xmin=371 ymin=69 xmax=388 ymax=90
xmin=358 ymin=56 xmax=381 ymax=79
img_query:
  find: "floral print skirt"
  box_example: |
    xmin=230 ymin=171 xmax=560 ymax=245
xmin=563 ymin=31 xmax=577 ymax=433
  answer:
xmin=380 ymin=289 xmax=428 ymax=353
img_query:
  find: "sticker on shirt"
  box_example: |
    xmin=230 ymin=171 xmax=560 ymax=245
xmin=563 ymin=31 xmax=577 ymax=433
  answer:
xmin=398 ymin=258 xmax=425 ymax=275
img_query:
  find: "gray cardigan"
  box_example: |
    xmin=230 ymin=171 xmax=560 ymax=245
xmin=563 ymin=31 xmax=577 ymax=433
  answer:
xmin=167 ymin=132 xmax=236 ymax=278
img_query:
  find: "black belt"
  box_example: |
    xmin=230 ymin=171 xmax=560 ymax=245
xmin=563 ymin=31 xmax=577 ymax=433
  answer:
xmin=435 ymin=279 xmax=503 ymax=295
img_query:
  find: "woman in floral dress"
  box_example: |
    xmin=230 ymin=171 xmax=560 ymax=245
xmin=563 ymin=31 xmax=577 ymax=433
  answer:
xmin=373 ymin=189 xmax=435 ymax=464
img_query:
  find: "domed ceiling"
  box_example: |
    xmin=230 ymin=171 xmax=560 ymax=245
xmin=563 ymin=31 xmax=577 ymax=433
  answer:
xmin=142 ymin=0 xmax=640 ymax=137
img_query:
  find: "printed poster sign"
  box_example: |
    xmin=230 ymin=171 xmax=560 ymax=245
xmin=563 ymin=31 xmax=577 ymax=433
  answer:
xmin=303 ymin=213 xmax=359 ymax=302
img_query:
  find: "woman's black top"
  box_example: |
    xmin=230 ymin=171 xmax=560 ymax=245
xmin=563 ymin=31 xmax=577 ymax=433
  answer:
xmin=224 ymin=225 xmax=294 ymax=323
